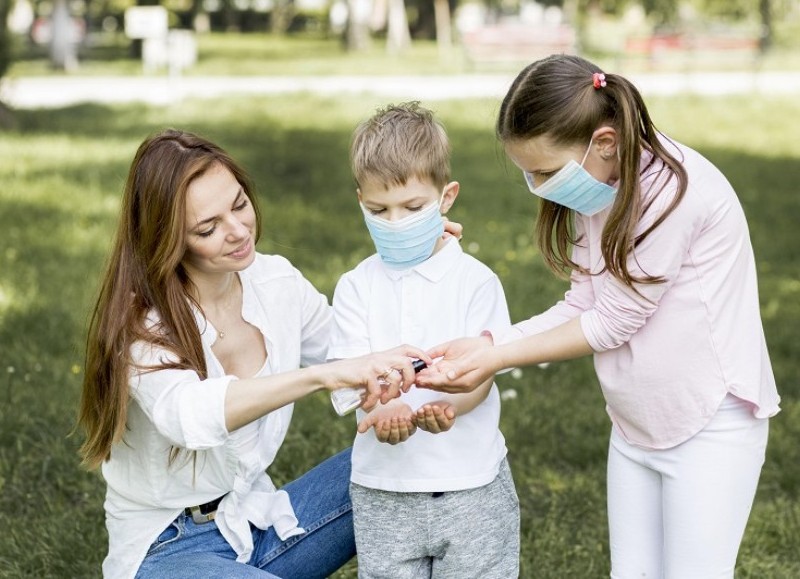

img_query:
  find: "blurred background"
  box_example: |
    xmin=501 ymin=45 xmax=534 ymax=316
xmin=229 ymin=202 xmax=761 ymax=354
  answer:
xmin=0 ymin=1 xmax=799 ymax=578
xmin=2 ymin=0 xmax=800 ymax=78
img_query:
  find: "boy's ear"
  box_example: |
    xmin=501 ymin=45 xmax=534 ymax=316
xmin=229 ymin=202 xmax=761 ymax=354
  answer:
xmin=356 ymin=188 xmax=363 ymax=202
xmin=440 ymin=181 xmax=459 ymax=215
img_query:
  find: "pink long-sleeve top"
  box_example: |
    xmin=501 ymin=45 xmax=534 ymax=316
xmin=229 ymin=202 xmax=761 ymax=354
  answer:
xmin=500 ymin=136 xmax=780 ymax=449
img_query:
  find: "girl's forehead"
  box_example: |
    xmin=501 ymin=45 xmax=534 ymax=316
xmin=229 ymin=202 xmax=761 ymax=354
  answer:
xmin=504 ymin=136 xmax=581 ymax=168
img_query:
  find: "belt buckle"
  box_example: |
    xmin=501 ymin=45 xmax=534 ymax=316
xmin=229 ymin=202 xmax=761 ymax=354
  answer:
xmin=187 ymin=505 xmax=216 ymax=525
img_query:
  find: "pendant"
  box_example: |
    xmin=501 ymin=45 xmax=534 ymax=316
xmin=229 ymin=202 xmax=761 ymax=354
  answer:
xmin=218 ymin=330 xmax=225 ymax=339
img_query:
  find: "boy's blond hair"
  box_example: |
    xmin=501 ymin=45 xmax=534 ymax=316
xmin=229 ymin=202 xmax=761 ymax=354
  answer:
xmin=350 ymin=102 xmax=451 ymax=190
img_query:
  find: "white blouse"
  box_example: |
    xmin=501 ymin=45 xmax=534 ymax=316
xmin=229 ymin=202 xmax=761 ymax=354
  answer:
xmin=100 ymin=253 xmax=332 ymax=579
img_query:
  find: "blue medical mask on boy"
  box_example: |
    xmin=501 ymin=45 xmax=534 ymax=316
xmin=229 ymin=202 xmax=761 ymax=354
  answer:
xmin=523 ymin=140 xmax=617 ymax=216
xmin=361 ymin=197 xmax=445 ymax=269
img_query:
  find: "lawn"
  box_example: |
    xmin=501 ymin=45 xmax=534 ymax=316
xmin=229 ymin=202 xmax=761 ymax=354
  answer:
xmin=0 ymin=91 xmax=798 ymax=578
xmin=8 ymin=31 xmax=800 ymax=78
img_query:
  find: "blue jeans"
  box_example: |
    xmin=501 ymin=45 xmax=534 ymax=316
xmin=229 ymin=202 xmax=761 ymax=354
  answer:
xmin=136 ymin=448 xmax=355 ymax=578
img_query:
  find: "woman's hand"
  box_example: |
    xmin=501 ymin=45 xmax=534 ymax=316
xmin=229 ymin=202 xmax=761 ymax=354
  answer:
xmin=415 ymin=335 xmax=499 ymax=394
xmin=357 ymin=402 xmax=416 ymax=444
xmin=324 ymin=345 xmax=432 ymax=411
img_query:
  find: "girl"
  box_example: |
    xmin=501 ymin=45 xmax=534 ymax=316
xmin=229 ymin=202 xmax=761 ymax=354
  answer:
xmin=416 ymin=54 xmax=780 ymax=578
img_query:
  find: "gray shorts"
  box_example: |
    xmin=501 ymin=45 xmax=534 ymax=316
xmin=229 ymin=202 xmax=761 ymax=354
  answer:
xmin=350 ymin=458 xmax=520 ymax=579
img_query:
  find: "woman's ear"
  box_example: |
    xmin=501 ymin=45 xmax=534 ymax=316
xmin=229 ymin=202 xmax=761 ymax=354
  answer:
xmin=440 ymin=181 xmax=460 ymax=214
xmin=592 ymin=126 xmax=618 ymax=160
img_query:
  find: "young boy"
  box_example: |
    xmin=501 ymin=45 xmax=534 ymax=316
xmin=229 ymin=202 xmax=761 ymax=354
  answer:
xmin=328 ymin=102 xmax=520 ymax=578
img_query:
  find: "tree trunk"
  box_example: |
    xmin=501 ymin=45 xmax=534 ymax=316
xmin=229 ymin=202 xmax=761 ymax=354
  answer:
xmin=0 ymin=0 xmax=13 ymax=79
xmin=386 ymin=0 xmax=410 ymax=55
xmin=433 ymin=0 xmax=452 ymax=59
xmin=0 ymin=0 xmax=15 ymax=129
xmin=50 ymin=0 xmax=78 ymax=70
xmin=759 ymin=0 xmax=772 ymax=53
xmin=345 ymin=0 xmax=372 ymax=51
xmin=271 ymin=0 xmax=293 ymax=34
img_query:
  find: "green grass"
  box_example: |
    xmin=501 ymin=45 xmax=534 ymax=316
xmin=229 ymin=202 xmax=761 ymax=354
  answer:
xmin=8 ymin=30 xmax=800 ymax=78
xmin=8 ymin=32 xmax=479 ymax=77
xmin=0 ymin=92 xmax=799 ymax=577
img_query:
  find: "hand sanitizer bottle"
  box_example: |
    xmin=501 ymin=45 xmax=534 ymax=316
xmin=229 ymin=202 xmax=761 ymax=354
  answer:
xmin=330 ymin=359 xmax=427 ymax=416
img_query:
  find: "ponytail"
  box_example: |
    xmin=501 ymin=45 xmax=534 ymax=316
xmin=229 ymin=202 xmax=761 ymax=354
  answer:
xmin=497 ymin=55 xmax=687 ymax=289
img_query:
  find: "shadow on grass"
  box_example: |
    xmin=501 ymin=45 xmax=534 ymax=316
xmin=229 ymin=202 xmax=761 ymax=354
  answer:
xmin=0 ymin=196 xmax=108 ymax=577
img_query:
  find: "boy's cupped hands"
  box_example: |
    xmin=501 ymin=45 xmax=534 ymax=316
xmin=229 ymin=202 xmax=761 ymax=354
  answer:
xmin=357 ymin=400 xmax=457 ymax=444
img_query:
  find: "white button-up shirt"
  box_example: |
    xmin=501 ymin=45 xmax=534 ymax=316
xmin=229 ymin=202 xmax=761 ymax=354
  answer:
xmin=101 ymin=253 xmax=331 ymax=578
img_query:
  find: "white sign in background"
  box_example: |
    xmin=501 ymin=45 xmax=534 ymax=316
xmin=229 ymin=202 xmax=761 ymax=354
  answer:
xmin=124 ymin=6 xmax=168 ymax=40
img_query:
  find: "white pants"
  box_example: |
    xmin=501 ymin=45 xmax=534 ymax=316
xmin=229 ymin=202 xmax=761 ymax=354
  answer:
xmin=608 ymin=394 xmax=769 ymax=579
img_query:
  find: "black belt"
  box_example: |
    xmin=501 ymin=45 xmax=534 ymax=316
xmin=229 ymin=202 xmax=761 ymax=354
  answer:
xmin=185 ymin=495 xmax=225 ymax=524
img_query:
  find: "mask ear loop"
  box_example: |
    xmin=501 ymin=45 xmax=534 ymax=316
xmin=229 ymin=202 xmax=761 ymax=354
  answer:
xmin=437 ymin=189 xmax=446 ymax=212
xmin=579 ymin=140 xmax=594 ymax=168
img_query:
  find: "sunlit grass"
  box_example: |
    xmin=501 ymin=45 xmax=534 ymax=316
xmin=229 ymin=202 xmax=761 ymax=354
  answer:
xmin=8 ymin=30 xmax=800 ymax=79
xmin=0 ymin=92 xmax=798 ymax=577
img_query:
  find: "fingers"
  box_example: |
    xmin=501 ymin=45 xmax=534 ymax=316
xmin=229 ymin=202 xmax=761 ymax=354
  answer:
xmin=379 ymin=367 xmax=403 ymax=404
xmin=414 ymin=364 xmax=458 ymax=390
xmin=396 ymin=365 xmax=416 ymax=395
xmin=374 ymin=416 xmax=416 ymax=444
xmin=414 ymin=405 xmax=437 ymax=432
xmin=425 ymin=341 xmax=452 ymax=360
xmin=357 ymin=413 xmax=378 ymax=434
xmin=375 ymin=346 xmax=434 ymax=401
xmin=414 ymin=403 xmax=456 ymax=433
xmin=361 ymin=374 xmax=382 ymax=411
xmin=393 ymin=344 xmax=433 ymax=366
xmin=442 ymin=217 xmax=463 ymax=240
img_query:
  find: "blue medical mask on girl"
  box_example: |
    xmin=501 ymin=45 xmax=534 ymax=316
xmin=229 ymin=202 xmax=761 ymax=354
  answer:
xmin=523 ymin=140 xmax=617 ymax=216
xmin=361 ymin=195 xmax=445 ymax=269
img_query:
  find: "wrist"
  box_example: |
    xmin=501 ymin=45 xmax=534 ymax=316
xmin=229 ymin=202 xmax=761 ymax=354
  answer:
xmin=489 ymin=342 xmax=511 ymax=374
xmin=306 ymin=364 xmax=333 ymax=393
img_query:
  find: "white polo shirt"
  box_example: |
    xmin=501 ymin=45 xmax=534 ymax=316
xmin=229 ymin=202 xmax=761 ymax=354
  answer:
xmin=329 ymin=239 xmax=511 ymax=492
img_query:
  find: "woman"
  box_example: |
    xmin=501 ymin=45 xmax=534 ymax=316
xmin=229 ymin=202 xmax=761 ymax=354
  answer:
xmin=78 ymin=129 xmax=430 ymax=578
xmin=416 ymin=55 xmax=780 ymax=577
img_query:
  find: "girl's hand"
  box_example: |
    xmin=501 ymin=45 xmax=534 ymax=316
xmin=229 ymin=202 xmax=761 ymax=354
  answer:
xmin=415 ymin=335 xmax=497 ymax=394
xmin=325 ymin=345 xmax=432 ymax=411
xmin=413 ymin=402 xmax=456 ymax=434
xmin=357 ymin=403 xmax=417 ymax=444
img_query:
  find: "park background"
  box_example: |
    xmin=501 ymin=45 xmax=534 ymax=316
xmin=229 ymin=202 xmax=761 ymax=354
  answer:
xmin=1 ymin=0 xmax=799 ymax=577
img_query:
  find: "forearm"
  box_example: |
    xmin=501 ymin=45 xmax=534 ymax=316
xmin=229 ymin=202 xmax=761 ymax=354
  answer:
xmin=494 ymin=316 xmax=594 ymax=371
xmin=224 ymin=365 xmax=327 ymax=431
xmin=440 ymin=376 xmax=494 ymax=415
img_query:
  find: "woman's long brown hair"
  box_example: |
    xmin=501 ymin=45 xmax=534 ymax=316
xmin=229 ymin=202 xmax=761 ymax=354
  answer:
xmin=496 ymin=54 xmax=688 ymax=287
xmin=78 ymin=129 xmax=261 ymax=470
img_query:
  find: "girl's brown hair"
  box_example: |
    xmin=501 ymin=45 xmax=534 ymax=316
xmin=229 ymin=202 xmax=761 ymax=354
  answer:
xmin=78 ymin=129 xmax=261 ymax=470
xmin=496 ymin=54 xmax=687 ymax=287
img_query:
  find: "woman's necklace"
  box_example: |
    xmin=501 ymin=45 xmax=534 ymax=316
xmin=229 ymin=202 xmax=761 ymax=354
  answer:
xmin=206 ymin=275 xmax=240 ymax=340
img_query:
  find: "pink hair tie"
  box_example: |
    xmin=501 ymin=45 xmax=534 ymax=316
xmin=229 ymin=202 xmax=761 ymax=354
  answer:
xmin=592 ymin=72 xmax=607 ymax=89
